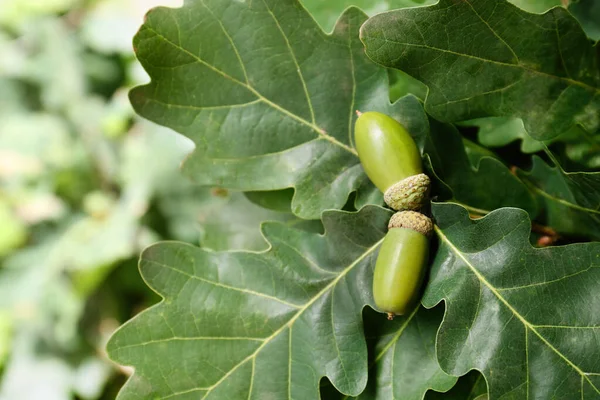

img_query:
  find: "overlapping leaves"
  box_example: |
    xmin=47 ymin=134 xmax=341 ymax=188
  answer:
xmin=393 ymin=96 xmax=537 ymax=216
xmin=131 ymin=0 xmax=399 ymax=219
xmin=519 ymin=156 xmax=600 ymax=240
xmin=361 ymin=0 xmax=600 ymax=140
xmin=107 ymin=206 xmax=456 ymax=399
xmin=118 ymin=1 xmax=600 ymax=400
xmin=132 ymin=0 xmax=555 ymax=220
xmin=108 ymin=201 xmax=600 ymax=399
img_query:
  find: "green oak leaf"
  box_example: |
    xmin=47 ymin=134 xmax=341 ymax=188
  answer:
xmin=569 ymin=0 xmax=600 ymax=41
xmin=131 ymin=1 xmax=414 ymax=219
xmin=107 ymin=206 xmax=390 ymax=399
xmin=300 ymin=0 xmax=430 ymax=103
xmin=461 ymin=117 xmax=547 ymax=154
xmin=561 ymin=130 xmax=600 ymax=169
xmin=106 ymin=205 xmax=457 ymax=400
xmin=108 ymin=206 xmax=456 ymax=400
xmin=360 ymin=0 xmax=600 ymax=140
xmin=518 ymin=156 xmax=600 ymax=240
xmin=395 ymin=96 xmax=537 ymax=216
xmin=425 ymin=203 xmax=600 ymax=399
xmin=460 ymin=117 xmax=600 ymax=168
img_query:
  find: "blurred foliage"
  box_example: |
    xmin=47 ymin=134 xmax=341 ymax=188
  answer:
xmin=0 ymin=0 xmax=596 ymax=398
xmin=0 ymin=0 xmax=313 ymax=398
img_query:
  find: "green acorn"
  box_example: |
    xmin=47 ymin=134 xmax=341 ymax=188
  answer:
xmin=354 ymin=111 xmax=430 ymax=211
xmin=373 ymin=211 xmax=432 ymax=318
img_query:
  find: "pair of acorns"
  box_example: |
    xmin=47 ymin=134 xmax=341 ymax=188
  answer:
xmin=355 ymin=112 xmax=432 ymax=320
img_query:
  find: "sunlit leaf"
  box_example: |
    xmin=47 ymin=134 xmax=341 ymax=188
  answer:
xmin=425 ymin=203 xmax=600 ymax=399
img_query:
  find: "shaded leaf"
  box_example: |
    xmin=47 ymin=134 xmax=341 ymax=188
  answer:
xmin=461 ymin=117 xmax=600 ymax=168
xmin=244 ymin=189 xmax=296 ymax=213
xmin=395 ymin=96 xmax=537 ymax=216
xmin=461 ymin=138 xmax=502 ymax=167
xmin=388 ymin=69 xmax=427 ymax=103
xmin=559 ymin=127 xmax=600 ymax=169
xmin=361 ymin=0 xmax=600 ymax=140
xmin=298 ymin=0 xmax=430 ymax=103
xmin=159 ymin=186 xmax=320 ymax=251
xmin=518 ymin=156 xmax=600 ymax=240
xmin=461 ymin=117 xmax=547 ymax=154
xmin=424 ymin=203 xmax=600 ymax=399
xmin=569 ymin=0 xmax=600 ymax=41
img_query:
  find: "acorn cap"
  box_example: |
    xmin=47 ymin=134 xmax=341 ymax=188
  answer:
xmin=383 ymin=173 xmax=430 ymax=211
xmin=388 ymin=211 xmax=433 ymax=237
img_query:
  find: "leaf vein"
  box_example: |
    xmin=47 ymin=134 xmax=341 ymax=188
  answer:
xmin=375 ymin=39 xmax=599 ymax=94
xmin=435 ymin=226 xmax=600 ymax=395
xmin=260 ymin=0 xmax=316 ymax=125
xmin=145 ymin=259 xmax=302 ymax=309
xmin=142 ymin=24 xmax=357 ymax=155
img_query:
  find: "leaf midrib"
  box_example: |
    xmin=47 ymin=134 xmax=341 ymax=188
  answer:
xmin=159 ymin=238 xmax=383 ymax=400
xmin=435 ymin=226 xmax=600 ymax=395
xmin=368 ymin=39 xmax=599 ymax=94
xmin=141 ymin=23 xmax=358 ymax=156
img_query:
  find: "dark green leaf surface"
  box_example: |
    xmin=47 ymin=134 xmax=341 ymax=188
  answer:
xmin=395 ymin=96 xmax=537 ymax=216
xmin=106 ymin=205 xmax=460 ymax=400
xmin=519 ymin=156 xmax=600 ymax=240
xmin=462 ymin=138 xmax=502 ymax=167
xmin=569 ymin=0 xmax=600 ymax=41
xmin=107 ymin=205 xmax=451 ymax=400
xmin=361 ymin=0 xmax=600 ymax=140
xmin=461 ymin=116 xmax=600 ymax=168
xmin=131 ymin=1 xmax=410 ymax=219
xmin=425 ymin=203 xmax=600 ymax=399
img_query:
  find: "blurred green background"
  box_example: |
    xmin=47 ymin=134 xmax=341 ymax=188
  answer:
xmin=0 ymin=0 xmax=317 ymax=398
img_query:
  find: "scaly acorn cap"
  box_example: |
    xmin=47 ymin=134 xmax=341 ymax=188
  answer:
xmin=388 ymin=211 xmax=433 ymax=237
xmin=383 ymin=173 xmax=430 ymax=211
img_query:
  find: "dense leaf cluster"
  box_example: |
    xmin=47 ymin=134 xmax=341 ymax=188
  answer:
xmin=19 ymin=0 xmax=596 ymax=398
